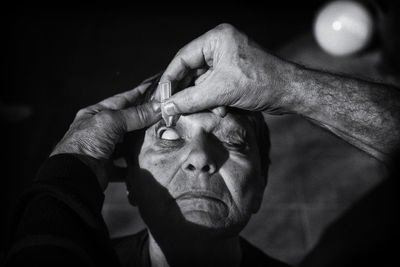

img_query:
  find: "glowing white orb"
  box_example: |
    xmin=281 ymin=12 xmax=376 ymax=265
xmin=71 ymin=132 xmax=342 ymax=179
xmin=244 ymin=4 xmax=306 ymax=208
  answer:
xmin=314 ymin=1 xmax=374 ymax=56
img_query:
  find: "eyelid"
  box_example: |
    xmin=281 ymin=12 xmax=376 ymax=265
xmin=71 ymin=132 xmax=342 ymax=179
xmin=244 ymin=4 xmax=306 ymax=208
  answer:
xmin=214 ymin=123 xmax=247 ymax=138
xmin=223 ymin=139 xmax=246 ymax=147
xmin=217 ymin=129 xmax=247 ymax=143
xmin=155 ymin=127 xmax=185 ymax=150
xmin=154 ymin=121 xmax=168 ymax=138
xmin=155 ymin=120 xmax=166 ymax=133
xmin=155 ymin=124 xmax=182 ymax=141
xmin=218 ymin=131 xmax=249 ymax=152
xmin=222 ymin=139 xmax=249 ymax=152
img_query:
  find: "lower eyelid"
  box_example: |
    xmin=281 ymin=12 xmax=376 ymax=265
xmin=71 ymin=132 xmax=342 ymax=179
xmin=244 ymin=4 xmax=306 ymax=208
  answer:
xmin=224 ymin=140 xmax=245 ymax=146
xmin=223 ymin=141 xmax=249 ymax=150
xmin=157 ymin=138 xmax=185 ymax=147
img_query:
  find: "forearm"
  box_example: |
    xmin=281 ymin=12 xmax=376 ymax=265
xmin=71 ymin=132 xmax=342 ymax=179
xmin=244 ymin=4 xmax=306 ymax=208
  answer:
xmin=282 ymin=63 xmax=400 ymax=163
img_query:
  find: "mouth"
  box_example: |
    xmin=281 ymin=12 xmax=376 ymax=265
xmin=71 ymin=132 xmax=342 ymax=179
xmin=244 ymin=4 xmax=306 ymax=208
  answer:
xmin=174 ymin=191 xmax=229 ymax=220
xmin=175 ymin=191 xmax=224 ymax=203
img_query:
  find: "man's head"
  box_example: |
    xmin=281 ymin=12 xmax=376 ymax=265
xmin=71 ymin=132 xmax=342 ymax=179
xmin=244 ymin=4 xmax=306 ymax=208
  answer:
xmin=125 ymin=75 xmax=270 ymax=239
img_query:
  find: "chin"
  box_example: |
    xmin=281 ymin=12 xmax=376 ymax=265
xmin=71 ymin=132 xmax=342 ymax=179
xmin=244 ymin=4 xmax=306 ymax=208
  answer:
xmin=182 ymin=210 xmax=225 ymax=228
xmin=177 ymin=198 xmax=228 ymax=226
xmin=176 ymin=197 xmax=247 ymax=237
xmin=181 ymin=210 xmax=248 ymax=239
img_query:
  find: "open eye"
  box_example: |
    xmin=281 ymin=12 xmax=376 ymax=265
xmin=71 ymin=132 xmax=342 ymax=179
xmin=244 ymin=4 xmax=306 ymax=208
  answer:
xmin=157 ymin=127 xmax=181 ymax=141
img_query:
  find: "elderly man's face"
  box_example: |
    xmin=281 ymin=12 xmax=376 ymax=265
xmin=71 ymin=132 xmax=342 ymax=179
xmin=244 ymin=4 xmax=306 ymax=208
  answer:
xmin=128 ymin=111 xmax=266 ymax=236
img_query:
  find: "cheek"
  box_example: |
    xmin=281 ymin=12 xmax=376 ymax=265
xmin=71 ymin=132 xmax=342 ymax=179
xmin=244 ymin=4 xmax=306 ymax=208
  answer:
xmin=138 ymin=147 xmax=182 ymax=187
xmin=130 ymin=147 xmax=184 ymax=212
xmin=220 ymin=153 xmax=262 ymax=210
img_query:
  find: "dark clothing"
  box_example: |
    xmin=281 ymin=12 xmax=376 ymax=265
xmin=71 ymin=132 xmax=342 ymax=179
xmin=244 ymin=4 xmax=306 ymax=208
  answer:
xmin=5 ymin=154 xmax=120 ymax=267
xmin=4 ymin=154 xmax=288 ymax=267
xmin=112 ymin=229 xmax=289 ymax=267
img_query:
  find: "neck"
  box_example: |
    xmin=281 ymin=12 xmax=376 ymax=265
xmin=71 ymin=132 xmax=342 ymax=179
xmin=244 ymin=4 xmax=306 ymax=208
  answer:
xmin=148 ymin=231 xmax=242 ymax=267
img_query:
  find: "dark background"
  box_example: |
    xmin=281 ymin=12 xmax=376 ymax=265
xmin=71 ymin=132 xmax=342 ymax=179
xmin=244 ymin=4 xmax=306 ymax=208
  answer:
xmin=2 ymin=1 xmax=398 ymax=262
xmin=2 ymin=1 xmax=323 ymax=234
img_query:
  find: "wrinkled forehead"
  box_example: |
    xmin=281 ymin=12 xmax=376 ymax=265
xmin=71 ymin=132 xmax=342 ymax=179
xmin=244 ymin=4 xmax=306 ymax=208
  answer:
xmin=146 ymin=110 xmax=254 ymax=136
xmin=138 ymin=73 xmax=261 ymax=140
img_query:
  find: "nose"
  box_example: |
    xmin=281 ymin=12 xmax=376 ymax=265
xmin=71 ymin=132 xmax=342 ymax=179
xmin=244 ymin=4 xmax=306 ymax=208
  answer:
xmin=182 ymin=135 xmax=217 ymax=175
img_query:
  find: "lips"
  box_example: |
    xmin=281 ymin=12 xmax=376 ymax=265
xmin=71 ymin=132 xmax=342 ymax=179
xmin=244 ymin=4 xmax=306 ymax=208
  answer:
xmin=175 ymin=191 xmax=224 ymax=203
xmin=174 ymin=191 xmax=229 ymax=219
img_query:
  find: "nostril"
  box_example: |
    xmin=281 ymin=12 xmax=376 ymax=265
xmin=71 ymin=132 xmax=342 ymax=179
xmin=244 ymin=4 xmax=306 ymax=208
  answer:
xmin=202 ymin=165 xmax=210 ymax=172
xmin=186 ymin=164 xmax=196 ymax=171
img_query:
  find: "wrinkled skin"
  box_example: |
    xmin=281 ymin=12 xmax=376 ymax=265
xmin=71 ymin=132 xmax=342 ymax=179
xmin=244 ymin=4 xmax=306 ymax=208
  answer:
xmin=127 ymin=111 xmax=266 ymax=238
xmin=160 ymin=23 xmax=294 ymax=116
xmin=160 ymin=23 xmax=400 ymax=163
xmin=51 ymin=83 xmax=161 ymax=190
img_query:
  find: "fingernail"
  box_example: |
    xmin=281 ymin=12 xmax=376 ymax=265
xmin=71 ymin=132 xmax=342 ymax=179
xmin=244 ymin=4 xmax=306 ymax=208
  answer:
xmin=220 ymin=108 xmax=227 ymax=118
xmin=211 ymin=108 xmax=222 ymax=117
xmin=164 ymin=102 xmax=177 ymax=115
xmin=211 ymin=107 xmax=227 ymax=118
xmin=152 ymin=102 xmax=161 ymax=113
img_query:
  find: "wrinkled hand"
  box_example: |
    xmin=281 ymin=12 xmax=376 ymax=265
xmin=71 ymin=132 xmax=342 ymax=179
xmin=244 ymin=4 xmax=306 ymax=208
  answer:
xmin=160 ymin=23 xmax=296 ymax=116
xmin=51 ymin=83 xmax=161 ymax=190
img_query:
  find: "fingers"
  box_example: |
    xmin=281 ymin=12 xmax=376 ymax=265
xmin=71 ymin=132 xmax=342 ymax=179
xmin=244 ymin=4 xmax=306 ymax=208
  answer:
xmin=160 ymin=35 xmax=210 ymax=84
xmin=99 ymin=82 xmax=152 ymax=109
xmin=78 ymin=83 xmax=153 ymax=118
xmin=153 ymin=68 xmax=208 ymax=103
xmin=177 ymin=68 xmax=206 ymax=90
xmin=141 ymin=71 xmax=163 ymax=85
xmin=163 ymin=83 xmax=222 ymax=116
xmin=121 ymin=101 xmax=161 ymax=131
xmin=211 ymin=106 xmax=227 ymax=117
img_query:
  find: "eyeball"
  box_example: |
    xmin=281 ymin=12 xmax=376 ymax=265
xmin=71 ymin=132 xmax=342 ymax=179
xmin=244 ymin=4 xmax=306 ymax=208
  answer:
xmin=157 ymin=127 xmax=180 ymax=140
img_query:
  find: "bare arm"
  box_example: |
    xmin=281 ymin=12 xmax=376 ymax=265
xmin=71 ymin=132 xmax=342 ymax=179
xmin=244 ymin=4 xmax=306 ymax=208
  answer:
xmin=283 ymin=65 xmax=400 ymax=163
xmin=160 ymin=23 xmax=400 ymax=164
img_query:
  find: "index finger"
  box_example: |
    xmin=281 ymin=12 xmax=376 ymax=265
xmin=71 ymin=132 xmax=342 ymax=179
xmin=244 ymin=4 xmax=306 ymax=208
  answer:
xmin=92 ymin=82 xmax=152 ymax=112
xmin=121 ymin=101 xmax=161 ymax=132
xmin=160 ymin=33 xmax=209 ymax=84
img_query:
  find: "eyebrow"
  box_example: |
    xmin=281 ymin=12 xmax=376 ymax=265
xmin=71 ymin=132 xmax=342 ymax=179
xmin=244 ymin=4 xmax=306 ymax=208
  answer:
xmin=213 ymin=120 xmax=248 ymax=141
xmin=153 ymin=114 xmax=249 ymax=140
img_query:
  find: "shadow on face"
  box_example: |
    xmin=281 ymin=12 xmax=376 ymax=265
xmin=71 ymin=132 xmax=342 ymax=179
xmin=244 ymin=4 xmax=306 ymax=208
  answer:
xmin=126 ymin=110 xmax=266 ymax=241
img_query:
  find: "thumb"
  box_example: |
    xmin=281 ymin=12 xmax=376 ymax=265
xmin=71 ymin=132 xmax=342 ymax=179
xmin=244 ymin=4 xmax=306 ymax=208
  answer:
xmin=121 ymin=101 xmax=161 ymax=131
xmin=163 ymin=82 xmax=223 ymax=116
